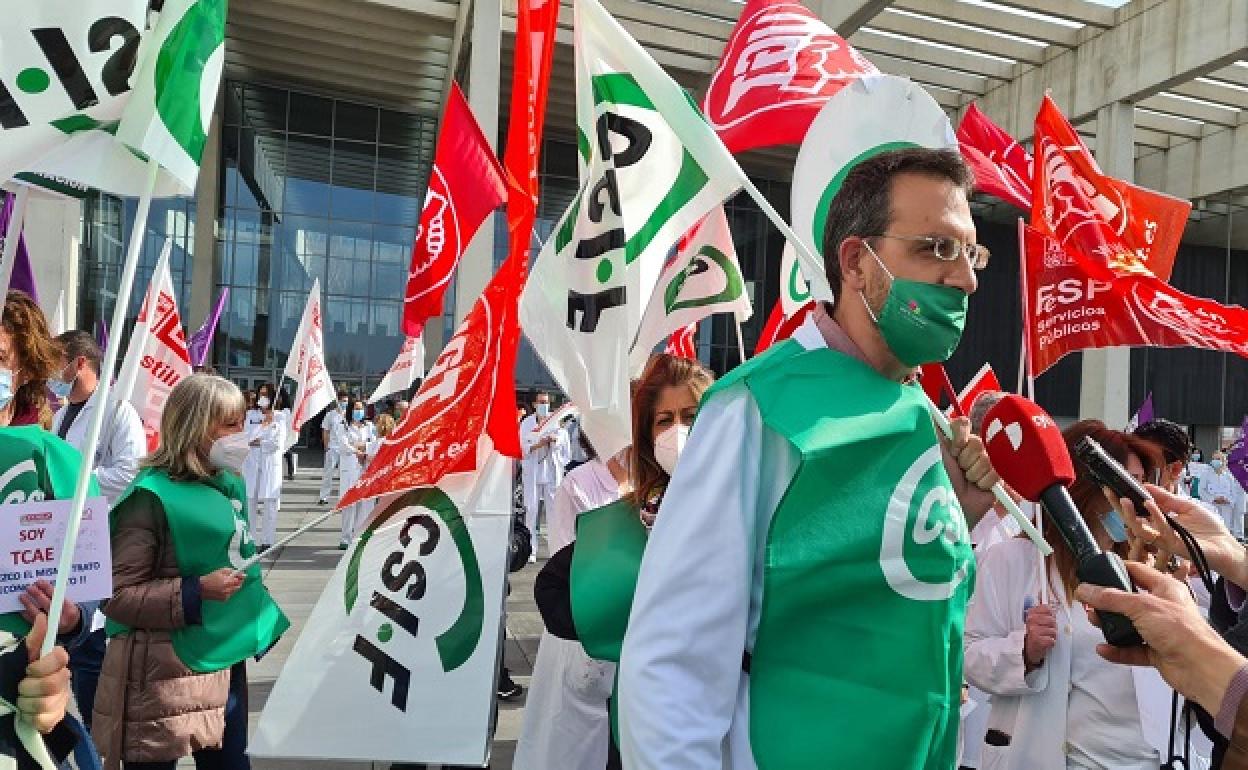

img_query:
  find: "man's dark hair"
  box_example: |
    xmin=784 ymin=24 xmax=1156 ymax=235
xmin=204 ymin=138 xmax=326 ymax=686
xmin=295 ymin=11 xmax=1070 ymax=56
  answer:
xmin=820 ymin=148 xmax=975 ymax=304
xmin=56 ymin=330 xmax=103 ymax=375
xmin=1134 ymin=418 xmax=1192 ymax=465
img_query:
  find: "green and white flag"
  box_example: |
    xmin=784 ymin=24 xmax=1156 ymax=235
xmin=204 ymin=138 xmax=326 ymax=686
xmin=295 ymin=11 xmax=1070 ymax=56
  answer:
xmin=520 ymin=0 xmax=746 ymax=460
xmin=0 ymin=1 xmax=225 ymax=196
xmin=779 ymin=241 xmax=812 ymax=317
xmin=629 ymin=205 xmax=751 ymax=375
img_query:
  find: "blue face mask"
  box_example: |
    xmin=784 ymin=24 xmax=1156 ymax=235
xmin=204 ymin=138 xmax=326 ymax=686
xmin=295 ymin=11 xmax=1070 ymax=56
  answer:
xmin=0 ymin=369 xmax=14 ymax=410
xmin=1212 ymin=459 xmax=1225 ymax=471
xmin=48 ymin=377 xmax=74 ymax=400
xmin=1100 ymin=509 xmax=1129 ymax=543
xmin=352 ymin=409 xmax=366 ymax=423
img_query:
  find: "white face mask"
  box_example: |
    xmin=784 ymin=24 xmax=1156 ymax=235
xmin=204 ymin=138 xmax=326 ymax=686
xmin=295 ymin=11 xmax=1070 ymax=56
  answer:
xmin=257 ymin=395 xmax=271 ymax=409
xmin=209 ymin=431 xmax=252 ymax=473
xmin=652 ymin=424 xmax=690 ymax=477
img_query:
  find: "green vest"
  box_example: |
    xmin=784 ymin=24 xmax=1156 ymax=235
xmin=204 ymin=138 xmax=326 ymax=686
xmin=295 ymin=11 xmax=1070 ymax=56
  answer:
xmin=720 ymin=341 xmax=975 ymax=770
xmin=107 ymin=468 xmax=289 ymax=673
xmin=570 ymin=499 xmax=647 ymax=663
xmin=0 ymin=426 xmax=98 ymax=636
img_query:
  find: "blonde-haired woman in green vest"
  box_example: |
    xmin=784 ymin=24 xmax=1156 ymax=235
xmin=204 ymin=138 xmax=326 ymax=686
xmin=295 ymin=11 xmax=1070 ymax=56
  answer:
xmin=519 ymin=353 xmax=714 ymax=770
xmin=93 ymin=374 xmax=289 ymax=770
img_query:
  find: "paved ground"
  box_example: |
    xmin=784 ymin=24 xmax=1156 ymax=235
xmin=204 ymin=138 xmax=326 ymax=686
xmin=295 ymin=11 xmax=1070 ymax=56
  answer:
xmin=181 ymin=454 xmax=543 ymax=769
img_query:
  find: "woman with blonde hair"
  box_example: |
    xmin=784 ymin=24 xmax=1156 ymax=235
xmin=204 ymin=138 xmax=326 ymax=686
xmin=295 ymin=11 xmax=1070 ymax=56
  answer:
xmin=515 ymin=353 xmax=715 ymax=770
xmin=93 ymin=374 xmax=288 ymax=770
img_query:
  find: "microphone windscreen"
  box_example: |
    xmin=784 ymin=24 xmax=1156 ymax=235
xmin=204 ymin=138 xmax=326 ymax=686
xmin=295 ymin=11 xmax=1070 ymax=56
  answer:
xmin=980 ymin=394 xmax=1076 ymax=502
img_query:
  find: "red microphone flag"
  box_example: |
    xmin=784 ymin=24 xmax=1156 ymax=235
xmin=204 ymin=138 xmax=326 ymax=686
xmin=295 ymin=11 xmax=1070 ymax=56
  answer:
xmin=1031 ymin=95 xmax=1189 ymax=283
xmin=402 ymin=83 xmax=507 ymax=338
xmin=1022 ymin=224 xmax=1248 ymax=375
xmin=980 ymin=393 xmax=1075 ymax=502
xmin=702 ymin=0 xmax=877 ymax=154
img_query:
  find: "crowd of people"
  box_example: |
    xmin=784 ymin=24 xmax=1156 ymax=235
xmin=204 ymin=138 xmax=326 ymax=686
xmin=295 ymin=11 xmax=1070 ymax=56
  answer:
xmin=5 ymin=144 xmax=1248 ymax=770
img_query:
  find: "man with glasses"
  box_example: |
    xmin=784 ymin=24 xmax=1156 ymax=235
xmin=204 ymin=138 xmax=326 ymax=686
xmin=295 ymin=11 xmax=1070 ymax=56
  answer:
xmin=619 ymin=148 xmax=1000 ymax=769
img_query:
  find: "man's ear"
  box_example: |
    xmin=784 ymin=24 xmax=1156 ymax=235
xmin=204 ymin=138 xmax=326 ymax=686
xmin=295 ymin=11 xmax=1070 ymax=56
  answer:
xmin=840 ymin=236 xmax=870 ymax=294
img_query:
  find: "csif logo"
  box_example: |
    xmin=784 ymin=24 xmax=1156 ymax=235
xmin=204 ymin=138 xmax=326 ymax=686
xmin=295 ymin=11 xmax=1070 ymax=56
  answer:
xmin=343 ymin=487 xmax=484 ymax=712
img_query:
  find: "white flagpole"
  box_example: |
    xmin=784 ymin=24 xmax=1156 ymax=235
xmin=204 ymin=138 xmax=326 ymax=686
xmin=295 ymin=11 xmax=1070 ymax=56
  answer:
xmin=0 ymin=186 xmax=31 ymax=304
xmin=42 ymin=158 xmax=160 ymax=657
xmin=734 ymin=316 xmax=747 ymax=364
xmin=737 ymin=178 xmax=833 ymax=304
xmin=235 ymin=509 xmax=340 ymax=571
xmin=113 ymin=237 xmax=174 ymax=411
xmin=1015 ymin=218 xmax=1048 ymax=600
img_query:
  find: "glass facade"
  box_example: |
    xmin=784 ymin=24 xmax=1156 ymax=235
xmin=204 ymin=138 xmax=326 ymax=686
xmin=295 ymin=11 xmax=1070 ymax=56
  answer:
xmin=214 ymin=82 xmax=436 ymax=396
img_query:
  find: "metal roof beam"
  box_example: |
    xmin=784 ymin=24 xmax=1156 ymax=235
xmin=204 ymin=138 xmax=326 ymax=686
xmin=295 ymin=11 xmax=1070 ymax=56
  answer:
xmin=815 ymin=0 xmax=895 ymax=36
xmin=979 ymin=0 xmax=1248 ymax=141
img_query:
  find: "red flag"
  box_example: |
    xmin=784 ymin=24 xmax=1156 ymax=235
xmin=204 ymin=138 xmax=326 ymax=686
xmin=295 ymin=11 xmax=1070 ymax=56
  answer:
xmin=1022 ymin=224 xmax=1248 ymax=376
xmin=664 ymin=322 xmax=698 ymax=360
xmin=702 ymin=0 xmax=877 ymax=154
xmin=956 ymin=103 xmax=1032 ymax=212
xmin=755 ymin=298 xmax=815 ymax=355
xmin=402 ymin=83 xmax=507 ymax=337
xmin=918 ymin=363 xmax=963 ymax=416
xmin=1031 ymin=95 xmax=1190 ymax=282
xmin=955 ymin=363 xmax=1003 ymax=416
xmin=339 ymin=259 xmax=524 ymax=508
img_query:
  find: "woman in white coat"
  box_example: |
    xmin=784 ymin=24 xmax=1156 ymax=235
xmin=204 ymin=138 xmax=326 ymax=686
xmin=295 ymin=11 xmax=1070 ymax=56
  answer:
xmin=242 ymin=382 xmax=286 ymax=551
xmin=337 ymin=399 xmax=375 ymax=549
xmin=965 ymin=421 xmax=1196 ymax=770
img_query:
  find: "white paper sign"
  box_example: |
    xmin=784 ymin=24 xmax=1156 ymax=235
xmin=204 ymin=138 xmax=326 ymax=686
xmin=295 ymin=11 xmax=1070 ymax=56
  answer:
xmin=0 ymin=497 xmax=112 ymax=614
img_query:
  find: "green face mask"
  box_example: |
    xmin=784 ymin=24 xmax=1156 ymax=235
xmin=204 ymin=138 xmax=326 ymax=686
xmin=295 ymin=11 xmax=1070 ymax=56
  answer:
xmin=861 ymin=243 xmax=968 ymax=367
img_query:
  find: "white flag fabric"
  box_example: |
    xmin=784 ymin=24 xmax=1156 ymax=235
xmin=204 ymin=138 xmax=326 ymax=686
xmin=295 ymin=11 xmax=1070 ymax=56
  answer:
xmin=520 ymin=0 xmax=746 ymax=460
xmin=283 ymin=279 xmax=335 ymax=451
xmin=251 ymin=447 xmax=513 ymax=766
xmin=779 ymin=241 xmax=812 ymax=317
xmin=0 ymin=1 xmax=225 ymax=196
xmin=368 ymin=335 xmax=426 ymax=405
xmin=113 ymin=239 xmax=192 ymax=444
xmin=630 ymin=206 xmax=751 ymax=375
xmin=47 ymin=290 xmax=66 ymax=336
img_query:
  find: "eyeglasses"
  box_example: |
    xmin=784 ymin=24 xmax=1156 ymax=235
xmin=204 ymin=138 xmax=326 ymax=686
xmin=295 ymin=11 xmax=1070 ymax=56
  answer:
xmin=867 ymin=234 xmax=991 ymax=270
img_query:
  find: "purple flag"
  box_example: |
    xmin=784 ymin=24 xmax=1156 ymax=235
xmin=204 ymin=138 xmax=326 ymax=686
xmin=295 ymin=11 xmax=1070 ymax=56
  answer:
xmin=1229 ymin=416 xmax=1248 ymax=493
xmin=94 ymin=319 xmax=108 ymax=354
xmin=188 ymin=288 xmax=228 ymax=367
xmin=1127 ymin=392 xmax=1155 ymax=431
xmin=0 ymin=191 xmax=36 ymax=301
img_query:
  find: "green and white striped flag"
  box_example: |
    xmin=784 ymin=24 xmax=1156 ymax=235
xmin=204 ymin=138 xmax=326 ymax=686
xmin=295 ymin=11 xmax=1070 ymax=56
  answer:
xmin=0 ymin=0 xmax=225 ymax=196
xmin=629 ymin=205 xmax=751 ymax=375
xmin=520 ymin=0 xmax=746 ymax=460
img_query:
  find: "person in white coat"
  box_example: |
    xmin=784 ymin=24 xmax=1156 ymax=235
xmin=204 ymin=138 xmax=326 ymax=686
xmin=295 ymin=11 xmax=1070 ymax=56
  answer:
xmin=318 ymin=391 xmax=348 ymax=505
xmin=1201 ymin=451 xmax=1246 ymax=539
xmin=338 ymin=399 xmax=375 ymax=549
xmin=242 ymin=382 xmax=286 ymax=550
xmin=520 ymin=392 xmax=570 ymax=559
xmin=965 ymin=421 xmax=1192 ymax=770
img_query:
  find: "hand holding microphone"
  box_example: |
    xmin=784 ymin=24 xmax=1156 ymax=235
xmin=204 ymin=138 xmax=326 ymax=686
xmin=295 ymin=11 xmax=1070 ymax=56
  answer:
xmin=979 ymin=394 xmax=1143 ymax=647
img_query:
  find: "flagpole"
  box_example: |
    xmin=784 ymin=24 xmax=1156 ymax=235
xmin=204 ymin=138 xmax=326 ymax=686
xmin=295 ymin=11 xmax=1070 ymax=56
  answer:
xmin=921 ymin=394 xmax=1052 ymax=556
xmin=235 ymin=509 xmax=341 ymax=571
xmin=41 ymin=157 xmax=161 ymax=657
xmin=1016 ymin=218 xmax=1037 ymax=401
xmin=738 ymin=178 xmax=833 ymax=304
xmin=733 ymin=316 xmax=747 ymax=364
xmin=113 ymin=238 xmax=173 ymax=411
xmin=0 ymin=186 xmax=31 ymax=306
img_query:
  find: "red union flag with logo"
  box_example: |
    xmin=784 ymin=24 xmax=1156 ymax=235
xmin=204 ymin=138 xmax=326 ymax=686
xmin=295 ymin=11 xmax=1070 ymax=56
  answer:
xmin=956 ymin=103 xmax=1032 ymax=212
xmin=703 ymin=0 xmax=877 ymax=154
xmin=402 ymin=83 xmax=507 ymax=337
xmin=1023 ymin=224 xmax=1248 ymax=375
xmin=115 ymin=240 xmax=191 ymax=449
xmin=283 ymin=279 xmax=335 ymax=450
xmin=1031 ymin=95 xmax=1190 ymax=282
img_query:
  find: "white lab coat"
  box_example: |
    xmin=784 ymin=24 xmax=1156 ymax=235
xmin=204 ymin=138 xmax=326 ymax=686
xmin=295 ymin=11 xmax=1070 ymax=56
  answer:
xmin=964 ymin=538 xmax=1205 ymax=770
xmin=51 ymin=387 xmax=146 ymax=505
xmin=320 ymin=407 xmax=347 ymax=500
xmin=242 ymin=410 xmax=285 ymax=501
xmin=1199 ymin=468 xmax=1245 ymax=538
xmin=513 ymin=459 xmax=622 ymax=770
xmin=520 ymin=414 xmax=571 ymax=544
xmin=338 ymin=420 xmax=375 ymax=541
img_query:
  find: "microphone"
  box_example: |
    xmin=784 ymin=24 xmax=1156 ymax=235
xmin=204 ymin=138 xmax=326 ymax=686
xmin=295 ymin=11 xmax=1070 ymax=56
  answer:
xmin=979 ymin=394 xmax=1143 ymax=647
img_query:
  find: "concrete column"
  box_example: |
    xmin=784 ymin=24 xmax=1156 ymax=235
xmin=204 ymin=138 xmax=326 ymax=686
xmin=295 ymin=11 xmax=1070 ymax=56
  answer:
xmin=452 ymin=0 xmax=500 ymax=334
xmin=1079 ymin=102 xmax=1133 ymax=428
xmin=189 ymin=98 xmax=223 ymax=334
